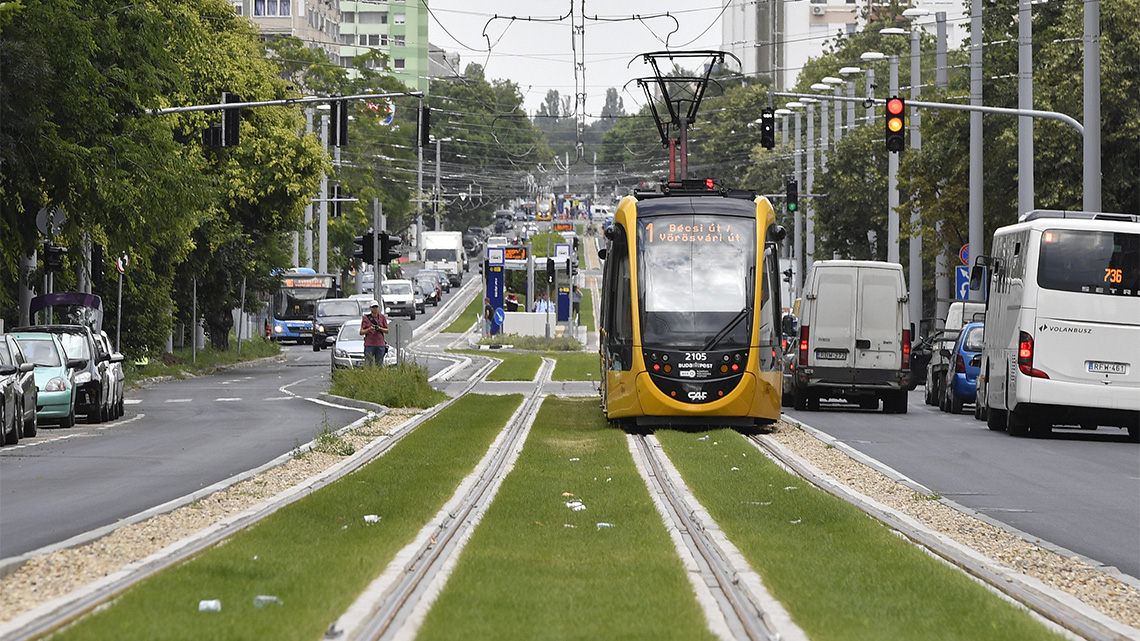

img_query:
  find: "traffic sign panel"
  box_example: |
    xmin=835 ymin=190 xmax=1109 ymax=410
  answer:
xmin=959 ymin=244 xmax=969 ymax=266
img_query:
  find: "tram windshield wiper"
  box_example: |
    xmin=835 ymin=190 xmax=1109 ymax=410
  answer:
xmin=704 ymin=307 xmax=751 ymax=351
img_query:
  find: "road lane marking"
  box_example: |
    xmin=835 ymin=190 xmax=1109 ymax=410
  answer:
xmin=165 ymin=399 xmax=193 ymax=403
xmin=216 ymin=398 xmax=242 ymax=402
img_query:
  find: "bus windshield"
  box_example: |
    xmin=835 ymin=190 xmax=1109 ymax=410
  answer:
xmin=637 ymin=214 xmax=756 ymax=349
xmin=1038 ymin=229 xmax=1139 ymax=297
xmin=274 ymin=273 xmax=336 ymax=320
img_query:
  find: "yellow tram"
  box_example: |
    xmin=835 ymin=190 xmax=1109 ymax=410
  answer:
xmin=598 ymin=180 xmax=785 ymax=428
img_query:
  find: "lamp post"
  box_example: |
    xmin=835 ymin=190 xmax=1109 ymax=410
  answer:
xmin=434 ymin=137 xmax=454 ymax=231
xmin=838 ymin=66 xmax=864 ymax=134
xmin=822 ymin=76 xmax=844 ymax=143
xmin=861 ymin=51 xmax=900 ymax=264
xmin=810 ymin=83 xmax=831 ymax=174
xmin=800 ymin=96 xmax=820 ymax=275
xmin=775 ymin=108 xmax=792 ymax=146
xmin=890 ymin=16 xmax=925 ymax=325
xmin=786 ymin=101 xmax=804 ymax=298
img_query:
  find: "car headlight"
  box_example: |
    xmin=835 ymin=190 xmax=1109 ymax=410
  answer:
xmin=46 ymin=377 xmax=68 ymax=392
xmin=334 ymin=348 xmax=348 ymax=358
xmin=74 ymin=371 xmax=92 ymax=384
xmin=317 ymin=324 xmax=326 ymax=333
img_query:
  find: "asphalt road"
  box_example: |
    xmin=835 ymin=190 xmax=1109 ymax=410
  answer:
xmin=784 ymin=389 xmax=1140 ymax=581
xmin=0 ymin=274 xmax=472 ymax=561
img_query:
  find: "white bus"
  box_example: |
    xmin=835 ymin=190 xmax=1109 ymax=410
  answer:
xmin=971 ymin=210 xmax=1139 ymax=440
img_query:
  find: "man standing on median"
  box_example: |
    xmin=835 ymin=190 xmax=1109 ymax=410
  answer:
xmin=360 ymin=300 xmax=389 ymax=366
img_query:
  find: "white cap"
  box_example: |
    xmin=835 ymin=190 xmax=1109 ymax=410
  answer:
xmin=368 ymin=300 xmax=379 ymax=308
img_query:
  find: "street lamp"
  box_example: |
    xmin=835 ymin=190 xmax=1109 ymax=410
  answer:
xmin=785 ymin=102 xmax=805 ymax=297
xmin=799 ymin=96 xmax=821 ymax=274
xmin=821 ymin=76 xmax=845 ymax=143
xmin=861 ymin=50 xmax=901 ymax=264
xmin=774 ymin=108 xmax=792 ymax=145
xmin=434 ymin=136 xmax=454 ymax=231
xmin=885 ymin=21 xmax=925 ymax=325
xmin=838 ymin=66 xmax=865 ymax=132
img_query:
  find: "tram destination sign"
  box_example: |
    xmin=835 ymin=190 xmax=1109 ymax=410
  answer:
xmin=645 ymin=221 xmax=743 ymax=244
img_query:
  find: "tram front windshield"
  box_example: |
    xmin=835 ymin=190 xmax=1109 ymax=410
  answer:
xmin=637 ymin=214 xmax=756 ymax=349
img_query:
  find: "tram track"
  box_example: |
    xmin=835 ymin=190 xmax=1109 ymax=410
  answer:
xmin=746 ymin=432 xmax=1136 ymax=641
xmin=327 ymin=358 xmax=554 ymax=641
xmin=630 ymin=434 xmax=806 ymax=641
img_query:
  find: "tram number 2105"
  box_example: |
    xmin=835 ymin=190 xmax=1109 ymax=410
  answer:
xmin=684 ymin=352 xmax=708 ymax=362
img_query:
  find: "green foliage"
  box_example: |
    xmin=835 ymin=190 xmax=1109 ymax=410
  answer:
xmin=329 ymin=360 xmax=447 ymax=408
xmin=479 ymin=334 xmax=582 ymax=351
xmin=52 ymin=394 xmax=522 ymax=641
xmin=418 ymin=398 xmax=718 ymax=641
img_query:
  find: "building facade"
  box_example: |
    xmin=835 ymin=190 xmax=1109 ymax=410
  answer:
xmin=230 ymin=0 xmax=342 ymax=65
xmin=338 ymin=0 xmax=430 ymax=94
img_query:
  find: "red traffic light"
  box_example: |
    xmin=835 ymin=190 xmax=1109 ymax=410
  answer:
xmin=884 ymin=96 xmax=906 ymax=153
xmin=886 ymin=97 xmax=905 ymax=116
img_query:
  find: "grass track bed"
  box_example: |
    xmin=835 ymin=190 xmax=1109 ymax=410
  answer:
xmin=417 ymin=398 xmax=718 ymax=641
xmin=50 ymin=395 xmax=522 ymax=641
xmin=656 ymin=429 xmax=1066 ymax=641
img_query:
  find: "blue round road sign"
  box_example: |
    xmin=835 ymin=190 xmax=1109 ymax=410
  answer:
xmin=494 ymin=307 xmax=505 ymax=324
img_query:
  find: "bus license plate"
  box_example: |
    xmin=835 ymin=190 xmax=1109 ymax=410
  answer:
xmin=816 ymin=349 xmax=847 ymax=361
xmin=1088 ymin=361 xmax=1127 ymax=374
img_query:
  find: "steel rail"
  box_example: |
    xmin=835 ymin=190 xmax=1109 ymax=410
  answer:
xmin=632 ymin=435 xmax=781 ymax=641
xmin=1 ymin=299 xmax=499 ymax=641
xmin=345 ymin=359 xmax=555 ymax=641
xmin=747 ymin=434 xmax=1133 ymax=641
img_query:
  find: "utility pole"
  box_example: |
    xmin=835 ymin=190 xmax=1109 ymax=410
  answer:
xmin=969 ymin=0 xmax=984 ymax=302
xmin=319 ymin=114 xmax=329 ymax=273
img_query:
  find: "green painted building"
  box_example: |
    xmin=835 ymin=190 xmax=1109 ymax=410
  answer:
xmin=339 ymin=0 xmax=430 ymax=94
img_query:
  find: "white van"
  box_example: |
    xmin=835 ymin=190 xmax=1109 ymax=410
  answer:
xmin=790 ymin=260 xmax=912 ymax=413
xmin=972 ymin=210 xmax=1139 ymax=439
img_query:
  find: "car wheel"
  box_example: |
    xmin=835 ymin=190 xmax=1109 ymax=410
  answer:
xmin=60 ymin=405 xmax=75 ymax=429
xmin=4 ymin=412 xmax=18 ymax=445
xmin=923 ymin=382 xmax=933 ymax=406
xmin=313 ymin=341 xmax=321 ymax=352
xmin=24 ymin=406 xmax=37 ymax=438
xmin=973 ymin=398 xmax=984 ymax=421
xmin=410 ymin=310 xmax=416 ymax=320
xmin=949 ymin=391 xmax=963 ymax=414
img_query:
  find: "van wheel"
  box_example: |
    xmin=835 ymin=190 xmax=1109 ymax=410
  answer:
xmin=859 ymin=397 xmax=878 ymax=410
xmin=792 ymin=388 xmax=808 ymax=411
xmin=883 ymin=390 xmax=908 ymax=414
xmin=1128 ymin=425 xmax=1139 ymax=443
xmin=806 ymin=393 xmax=820 ymax=412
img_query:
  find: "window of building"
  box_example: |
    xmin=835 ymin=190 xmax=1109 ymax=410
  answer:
xmin=359 ymin=11 xmax=386 ymax=24
xmin=381 ymin=34 xmax=389 ymax=46
xmin=394 ymin=58 xmax=405 ymax=69
xmin=368 ymin=34 xmax=380 ymax=46
xmin=253 ymin=0 xmax=290 ymax=16
xmin=393 ymin=35 xmax=405 ymax=47
xmin=342 ymin=11 xmax=354 ymax=22
xmin=341 ymin=34 xmax=354 ymax=45
xmin=230 ymin=1 xmax=243 ymax=15
xmin=394 ymin=14 xmax=405 ymax=25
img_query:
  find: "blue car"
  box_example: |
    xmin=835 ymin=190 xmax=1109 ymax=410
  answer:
xmin=12 ymin=332 xmax=80 ymax=428
xmin=940 ymin=322 xmax=985 ymax=414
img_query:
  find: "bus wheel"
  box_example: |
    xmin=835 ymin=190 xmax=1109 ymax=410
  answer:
xmin=986 ymin=405 xmax=1006 ymax=431
xmin=1008 ymin=410 xmax=1031 ymax=437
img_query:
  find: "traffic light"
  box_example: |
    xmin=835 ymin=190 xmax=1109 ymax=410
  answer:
xmin=419 ymin=106 xmax=431 ymax=148
xmin=43 ymin=242 xmax=67 ymax=272
xmin=760 ymin=108 xmax=775 ymax=149
xmin=354 ymin=231 xmax=375 ymax=264
xmin=380 ymin=232 xmax=403 ymax=263
xmin=885 ymin=96 xmax=905 ymax=153
xmin=785 ymin=180 xmax=798 ymax=213
xmin=328 ymin=99 xmax=348 ymax=146
xmin=92 ymin=243 xmax=105 ymax=287
xmin=222 ymin=92 xmax=241 ymax=147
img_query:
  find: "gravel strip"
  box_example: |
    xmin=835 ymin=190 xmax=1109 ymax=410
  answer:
xmin=2 ymin=412 xmax=1137 ymax=632
xmin=0 ymin=409 xmax=419 ymax=623
xmin=765 ymin=419 xmax=1140 ymax=630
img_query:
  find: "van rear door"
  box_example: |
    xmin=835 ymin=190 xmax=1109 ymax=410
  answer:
xmin=810 ymin=269 xmax=856 ymax=367
xmin=854 ymin=267 xmax=902 ymax=369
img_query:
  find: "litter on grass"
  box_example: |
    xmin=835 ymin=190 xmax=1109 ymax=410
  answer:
xmin=363 ymin=514 xmax=381 ymax=523
xmin=784 ymin=486 xmax=799 ymax=491
xmin=565 ymin=500 xmax=586 ymax=511
xmin=198 ymin=599 xmax=222 ymax=612
xmin=596 ymin=522 xmax=615 ymax=529
xmin=569 ymin=457 xmax=580 ymax=462
xmin=731 ymin=467 xmax=740 ymax=471
xmin=698 ymin=435 xmax=709 ymax=441
xmin=253 ymin=595 xmax=282 ymax=608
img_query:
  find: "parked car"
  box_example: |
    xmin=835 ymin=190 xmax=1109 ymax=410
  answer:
xmin=312 ymin=298 xmax=366 ymax=352
xmin=924 ymin=301 xmax=986 ymax=407
xmin=940 ymin=321 xmax=985 ymax=414
xmin=12 ymin=332 xmax=79 ymax=428
xmin=1 ymin=335 xmax=38 ymax=443
xmin=95 ymin=331 xmax=125 ymax=419
xmin=16 ymin=324 xmax=111 ymax=423
xmin=413 ymin=283 xmax=427 ymax=313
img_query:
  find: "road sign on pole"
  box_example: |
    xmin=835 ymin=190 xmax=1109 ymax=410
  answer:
xmin=959 ymin=244 xmax=970 ymax=266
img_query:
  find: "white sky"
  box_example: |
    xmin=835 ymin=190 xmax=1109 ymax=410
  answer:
xmin=424 ymin=1 xmax=729 ymax=119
